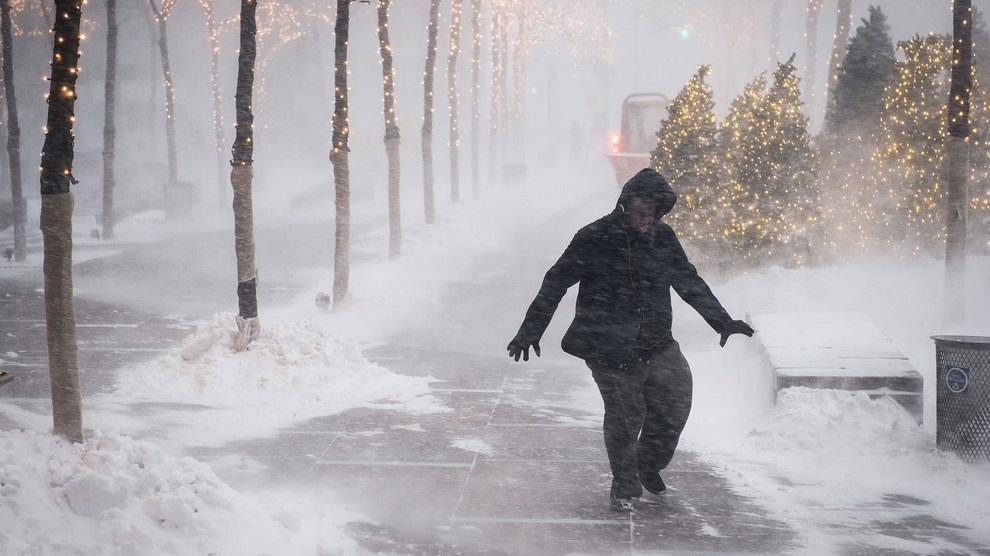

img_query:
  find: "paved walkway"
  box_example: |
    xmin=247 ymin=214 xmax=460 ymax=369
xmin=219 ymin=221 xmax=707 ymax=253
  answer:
xmin=192 ymin=343 xmax=797 ymax=556
xmin=5 ymin=205 xmax=990 ymax=554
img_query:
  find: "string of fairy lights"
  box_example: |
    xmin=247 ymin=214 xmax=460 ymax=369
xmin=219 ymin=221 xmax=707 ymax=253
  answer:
xmin=650 ymin=58 xmax=822 ymax=269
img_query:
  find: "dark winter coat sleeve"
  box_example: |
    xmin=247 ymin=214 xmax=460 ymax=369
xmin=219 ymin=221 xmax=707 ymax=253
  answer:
xmin=515 ymin=229 xmax=591 ymax=342
xmin=662 ymin=226 xmax=733 ymax=331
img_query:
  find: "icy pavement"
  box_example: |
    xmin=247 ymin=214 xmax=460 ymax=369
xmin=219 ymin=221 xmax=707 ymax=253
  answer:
xmin=210 ymin=342 xmax=800 ymax=555
xmin=3 ymin=173 xmax=990 ymax=554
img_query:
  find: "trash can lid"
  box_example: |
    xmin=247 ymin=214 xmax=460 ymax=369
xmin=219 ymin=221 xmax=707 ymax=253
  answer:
xmin=931 ymin=335 xmax=990 ymax=347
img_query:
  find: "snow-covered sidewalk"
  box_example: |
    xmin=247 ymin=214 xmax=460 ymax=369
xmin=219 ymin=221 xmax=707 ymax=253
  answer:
xmin=3 ymin=162 xmax=990 ymax=554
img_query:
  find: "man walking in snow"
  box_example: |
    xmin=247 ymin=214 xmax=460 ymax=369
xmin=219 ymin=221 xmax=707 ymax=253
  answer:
xmin=507 ymin=168 xmax=754 ymax=512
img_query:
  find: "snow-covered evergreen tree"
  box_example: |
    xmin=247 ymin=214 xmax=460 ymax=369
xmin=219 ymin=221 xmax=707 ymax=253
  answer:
xmin=874 ymin=34 xmax=950 ymax=254
xmin=650 ymin=65 xmax=721 ymax=257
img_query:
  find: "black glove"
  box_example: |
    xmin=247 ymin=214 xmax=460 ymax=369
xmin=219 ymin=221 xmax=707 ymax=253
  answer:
xmin=718 ymin=319 xmax=754 ymax=347
xmin=507 ymin=334 xmax=541 ymax=361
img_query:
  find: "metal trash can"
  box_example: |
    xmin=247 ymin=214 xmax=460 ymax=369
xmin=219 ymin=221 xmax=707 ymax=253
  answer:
xmin=932 ymin=335 xmax=990 ymax=462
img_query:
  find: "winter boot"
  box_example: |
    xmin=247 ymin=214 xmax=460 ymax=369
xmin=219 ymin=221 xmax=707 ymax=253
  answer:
xmin=640 ymin=472 xmax=666 ymax=495
xmin=610 ymin=493 xmax=634 ymax=512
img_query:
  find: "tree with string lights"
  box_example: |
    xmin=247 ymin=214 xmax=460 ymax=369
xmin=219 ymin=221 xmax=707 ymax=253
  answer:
xmin=762 ymin=56 xmax=822 ymax=266
xmin=469 ymin=0 xmax=482 ymax=199
xmin=330 ymin=0 xmax=352 ymax=306
xmin=945 ymin=0 xmax=973 ymax=319
xmin=377 ymin=0 xmax=401 ymax=259
xmin=40 ymin=0 xmax=84 ymax=443
xmin=421 ymin=0 xmax=440 ymax=224
xmin=874 ymin=34 xmax=951 ymax=253
xmin=718 ymin=72 xmax=768 ymax=267
xmin=230 ymin=0 xmax=259 ymax=350
xmin=650 ymin=66 xmax=721 ymax=259
xmin=719 ymin=58 xmax=821 ymax=268
xmin=147 ymin=0 xmax=179 ymax=186
xmin=448 ymin=0 xmax=463 ymax=203
xmin=198 ymin=0 xmax=228 ymax=208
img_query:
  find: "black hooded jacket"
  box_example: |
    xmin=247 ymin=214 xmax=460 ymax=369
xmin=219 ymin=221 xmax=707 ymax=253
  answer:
xmin=515 ymin=169 xmax=733 ymax=366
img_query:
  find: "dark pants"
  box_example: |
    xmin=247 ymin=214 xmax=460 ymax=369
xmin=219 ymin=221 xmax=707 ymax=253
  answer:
xmin=587 ymin=341 xmax=693 ymax=498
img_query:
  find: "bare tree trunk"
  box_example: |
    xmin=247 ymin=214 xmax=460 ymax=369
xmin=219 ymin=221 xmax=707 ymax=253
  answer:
xmin=102 ymin=0 xmax=118 ymax=240
xmin=1 ymin=0 xmax=26 ymax=261
xmin=202 ymin=0 xmax=227 ymax=208
xmin=148 ymin=0 xmax=178 ymax=188
xmin=0 ymin=102 xmax=9 ymax=194
xmin=231 ymin=0 xmax=259 ymax=349
xmin=40 ymin=0 xmax=84 ymax=444
xmin=487 ymin=5 xmax=502 ymax=187
xmin=825 ymin=0 xmax=853 ymax=111
xmin=470 ymin=0 xmax=482 ymax=199
xmin=804 ymin=0 xmax=823 ymax=108
xmin=378 ymin=0 xmax=401 ymax=259
xmin=448 ymin=0 xmax=463 ymax=203
xmin=331 ymin=0 xmax=351 ymax=306
xmin=946 ymin=0 xmax=972 ymax=321
xmin=422 ymin=0 xmax=440 ymax=224
xmin=769 ymin=0 xmax=783 ymax=67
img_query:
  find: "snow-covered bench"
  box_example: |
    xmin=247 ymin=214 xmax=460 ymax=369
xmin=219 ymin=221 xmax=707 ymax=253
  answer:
xmin=749 ymin=311 xmax=923 ymax=424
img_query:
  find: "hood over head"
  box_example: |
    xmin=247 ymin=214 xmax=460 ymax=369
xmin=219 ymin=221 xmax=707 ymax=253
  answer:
xmin=615 ymin=168 xmax=677 ymax=218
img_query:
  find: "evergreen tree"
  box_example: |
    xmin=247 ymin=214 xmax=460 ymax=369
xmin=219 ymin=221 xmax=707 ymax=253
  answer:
xmin=874 ymin=34 xmax=951 ymax=253
xmin=760 ymin=56 xmax=822 ymax=266
xmin=718 ymin=72 xmax=768 ymax=267
xmin=820 ymin=6 xmax=897 ymax=255
xmin=825 ymin=6 xmax=896 ymax=136
xmin=650 ymin=66 xmax=720 ymax=256
xmin=719 ymin=58 xmax=821 ymax=267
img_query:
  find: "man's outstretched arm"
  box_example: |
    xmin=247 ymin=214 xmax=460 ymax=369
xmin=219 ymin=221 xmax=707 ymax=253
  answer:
xmin=507 ymin=231 xmax=589 ymax=360
xmin=664 ymin=228 xmax=754 ymax=347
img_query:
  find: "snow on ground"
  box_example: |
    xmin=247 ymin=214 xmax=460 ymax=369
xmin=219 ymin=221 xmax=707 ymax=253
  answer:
xmin=0 ymin=430 xmax=364 ymax=555
xmin=1 ymin=297 xmax=447 ymax=555
xmin=675 ymin=258 xmax=990 ymax=554
xmin=92 ymin=313 xmax=446 ymax=448
xmin=4 ymin=161 xmax=990 ymax=553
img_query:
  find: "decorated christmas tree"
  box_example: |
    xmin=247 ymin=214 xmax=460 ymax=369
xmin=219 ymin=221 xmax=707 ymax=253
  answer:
xmin=717 ymin=72 xmax=769 ymax=267
xmin=718 ymin=57 xmax=821 ymax=268
xmin=650 ymin=66 xmax=721 ymax=257
xmin=874 ymin=33 xmax=950 ymax=254
xmin=760 ymin=56 xmax=822 ymax=266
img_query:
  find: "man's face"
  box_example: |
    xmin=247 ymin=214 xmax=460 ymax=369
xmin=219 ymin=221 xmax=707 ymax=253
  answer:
xmin=621 ymin=197 xmax=657 ymax=235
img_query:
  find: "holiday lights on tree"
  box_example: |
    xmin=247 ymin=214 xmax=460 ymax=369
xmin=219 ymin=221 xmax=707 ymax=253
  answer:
xmin=874 ymin=34 xmax=951 ymax=254
xmin=717 ymin=57 xmax=821 ymax=268
xmin=717 ymin=72 xmax=768 ymax=266
xmin=650 ymin=65 xmax=721 ymax=259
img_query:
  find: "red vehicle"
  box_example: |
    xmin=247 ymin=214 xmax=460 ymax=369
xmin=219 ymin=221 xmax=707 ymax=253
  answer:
xmin=606 ymin=93 xmax=669 ymax=186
